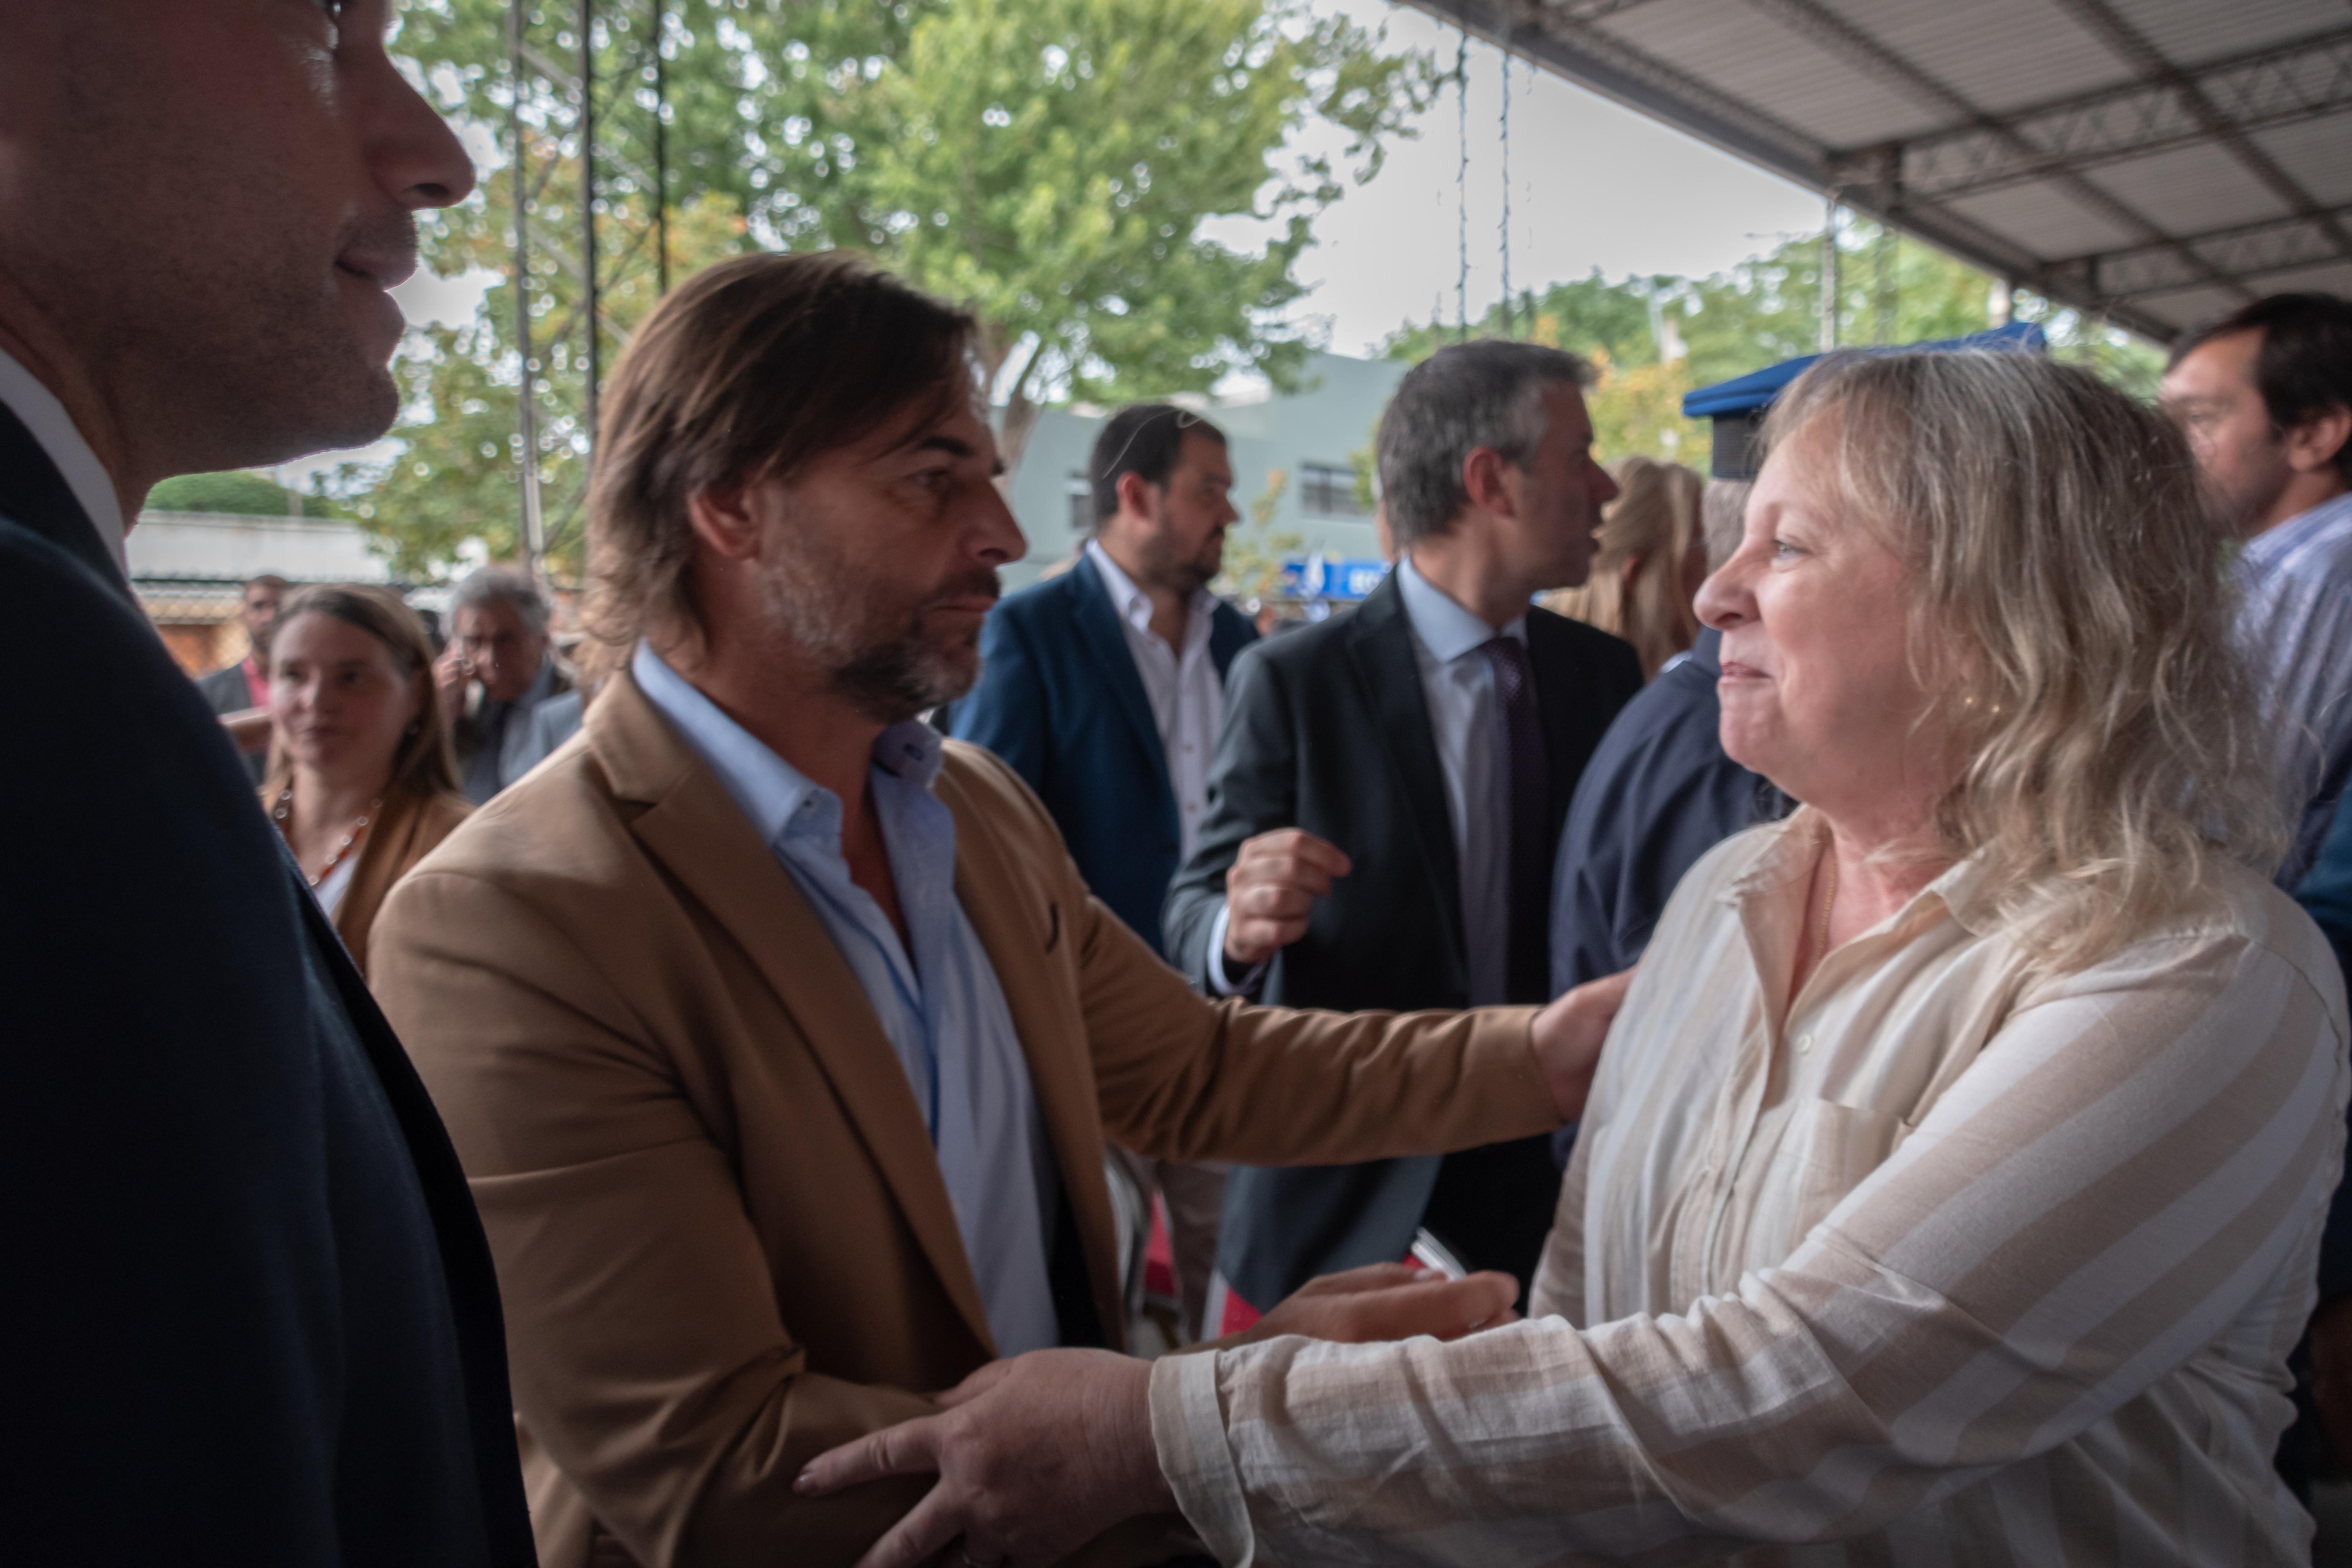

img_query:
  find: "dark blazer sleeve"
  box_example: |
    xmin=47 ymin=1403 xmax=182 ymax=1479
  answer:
xmin=2295 ymin=789 xmax=2352 ymax=1303
xmin=3 ymin=513 xmax=529 ymax=1567
xmin=949 ymin=599 xmax=1051 ymax=799
xmin=1163 ymin=639 xmax=1295 ymax=988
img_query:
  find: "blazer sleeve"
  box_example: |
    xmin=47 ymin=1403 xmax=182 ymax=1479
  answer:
xmin=948 ymin=604 xmax=1052 ymax=798
xmin=369 ymin=869 xmax=938 ymax=1568
xmin=1077 ymin=880 xmax=1560 ymax=1166
xmin=1162 ymin=642 xmax=1294 ymax=989
xmin=6 ymin=523 xmax=350 ymax=1563
xmin=2297 ymin=790 xmax=2352 ymax=1303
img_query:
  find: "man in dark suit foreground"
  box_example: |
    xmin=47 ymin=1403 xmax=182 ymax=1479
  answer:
xmin=952 ymin=403 xmax=1256 ymax=1340
xmin=0 ymin=3 xmax=531 ymax=1562
xmin=1165 ymin=340 xmax=1646 ymax=1317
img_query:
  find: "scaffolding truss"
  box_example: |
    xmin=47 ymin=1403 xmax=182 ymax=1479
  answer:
xmin=1412 ymin=0 xmax=2352 ymax=341
xmin=504 ymin=0 xmax=671 ymax=584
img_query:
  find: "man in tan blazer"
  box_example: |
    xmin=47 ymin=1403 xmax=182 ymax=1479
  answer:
xmin=370 ymin=252 xmax=1627 ymax=1568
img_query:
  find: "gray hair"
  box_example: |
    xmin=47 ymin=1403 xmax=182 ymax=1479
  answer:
xmin=1699 ymin=479 xmax=1750 ymax=572
xmin=450 ymin=567 xmax=550 ymax=635
xmin=1377 ymin=340 xmax=1595 ymax=546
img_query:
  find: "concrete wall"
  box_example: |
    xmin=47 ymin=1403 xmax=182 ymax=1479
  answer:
xmin=1001 ymin=350 xmax=1407 ymax=593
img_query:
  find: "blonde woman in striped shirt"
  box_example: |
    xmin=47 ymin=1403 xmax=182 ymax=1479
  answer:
xmin=805 ymin=351 xmax=2351 ymax=1567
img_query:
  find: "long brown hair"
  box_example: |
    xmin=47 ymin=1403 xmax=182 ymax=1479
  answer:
xmin=1545 ymin=455 xmax=1706 ymax=678
xmin=264 ymin=584 xmax=460 ymax=801
xmin=584 ymin=251 xmax=981 ymax=674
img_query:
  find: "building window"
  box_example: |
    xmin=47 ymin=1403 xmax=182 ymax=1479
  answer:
xmin=1301 ymin=462 xmax=1364 ymax=516
xmin=1067 ymin=473 xmax=1094 ymax=534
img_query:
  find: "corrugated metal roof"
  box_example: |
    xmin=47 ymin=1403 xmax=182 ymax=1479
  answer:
xmin=1410 ymin=0 xmax=2352 ymax=340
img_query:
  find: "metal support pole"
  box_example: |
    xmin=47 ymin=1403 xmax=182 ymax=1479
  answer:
xmin=653 ymin=0 xmax=670 ymax=296
xmin=1819 ymin=192 xmax=1840 ymax=352
xmin=578 ymin=0 xmax=600 ymax=452
xmin=509 ymin=0 xmax=546 ymax=584
xmin=1497 ymin=0 xmax=1511 ymax=338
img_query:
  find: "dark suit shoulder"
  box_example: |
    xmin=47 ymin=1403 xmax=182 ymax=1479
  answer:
xmin=196 ymin=659 xmax=252 ymax=709
xmin=994 ymin=564 xmax=1090 ymax=628
xmin=1526 ymin=605 xmax=1643 ymax=680
xmin=1228 ymin=597 xmax=1372 ymax=681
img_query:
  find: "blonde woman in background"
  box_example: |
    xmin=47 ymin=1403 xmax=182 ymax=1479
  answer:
xmin=265 ymin=585 xmax=472 ymax=977
xmin=1544 ymin=454 xmax=1707 ymax=679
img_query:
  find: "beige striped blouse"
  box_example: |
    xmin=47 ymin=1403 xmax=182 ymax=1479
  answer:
xmin=1151 ymin=811 xmax=2350 ymax=1565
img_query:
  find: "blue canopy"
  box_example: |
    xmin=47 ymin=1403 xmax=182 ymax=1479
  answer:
xmin=1680 ymin=320 xmax=2048 ymax=420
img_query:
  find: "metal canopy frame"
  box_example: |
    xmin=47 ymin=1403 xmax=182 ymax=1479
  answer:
xmin=504 ymin=0 xmax=672 ymax=583
xmin=1407 ymin=0 xmax=2352 ymax=343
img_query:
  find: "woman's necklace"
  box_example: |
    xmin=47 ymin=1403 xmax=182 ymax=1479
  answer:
xmin=273 ymin=787 xmax=384 ymax=890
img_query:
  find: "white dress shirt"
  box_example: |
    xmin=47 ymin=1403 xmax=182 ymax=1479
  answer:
xmin=1394 ymin=551 xmax=1524 ymax=1007
xmin=313 ymin=852 xmax=360 ymax=920
xmin=0 ymin=346 xmax=128 ymax=566
xmin=632 ymin=642 xmax=1064 ymax=1355
xmin=1084 ymin=538 xmax=1223 ymax=861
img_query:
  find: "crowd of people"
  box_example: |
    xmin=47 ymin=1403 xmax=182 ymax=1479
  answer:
xmin=8 ymin=5 xmax=2352 ymax=1568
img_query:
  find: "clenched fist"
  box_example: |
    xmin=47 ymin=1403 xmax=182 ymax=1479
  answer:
xmin=1221 ymin=828 xmax=1351 ymax=968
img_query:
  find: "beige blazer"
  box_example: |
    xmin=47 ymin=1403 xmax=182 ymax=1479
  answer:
xmin=370 ymin=670 xmax=1555 ymax=1568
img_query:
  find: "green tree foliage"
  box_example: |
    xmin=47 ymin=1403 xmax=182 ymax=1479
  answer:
xmin=146 ymin=470 xmax=359 ymax=520
xmin=1214 ymin=466 xmax=1303 ymax=610
xmin=353 ymin=0 xmax=1430 ymax=579
xmin=1379 ymin=218 xmax=2165 ymax=470
xmin=865 ymin=0 xmax=1429 ymax=465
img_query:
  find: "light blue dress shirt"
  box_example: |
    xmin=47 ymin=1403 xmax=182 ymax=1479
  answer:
xmin=631 ymin=642 xmax=1063 ymax=1356
xmin=1394 ymin=552 xmax=1526 ymax=1008
xmin=2237 ymin=489 xmax=2352 ymax=885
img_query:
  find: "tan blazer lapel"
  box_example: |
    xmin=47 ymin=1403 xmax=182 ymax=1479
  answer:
xmin=937 ymin=762 xmax=1128 ymax=1351
xmin=591 ymin=671 xmax=999 ymax=1355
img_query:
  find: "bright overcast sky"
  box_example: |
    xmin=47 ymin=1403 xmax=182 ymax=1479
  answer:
xmin=1260 ymin=0 xmax=1829 ymax=356
xmin=338 ymin=1 xmax=1824 ymax=484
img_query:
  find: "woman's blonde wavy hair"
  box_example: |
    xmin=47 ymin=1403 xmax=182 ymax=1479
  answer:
xmin=1545 ymin=455 xmax=1706 ymax=678
xmin=1764 ymin=350 xmax=2284 ymax=971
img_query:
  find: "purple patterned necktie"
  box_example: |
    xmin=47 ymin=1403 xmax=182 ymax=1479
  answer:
xmin=1481 ymin=635 xmax=1551 ymax=1002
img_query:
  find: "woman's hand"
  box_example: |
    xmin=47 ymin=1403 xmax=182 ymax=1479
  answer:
xmin=1528 ymin=966 xmax=1635 ymax=1120
xmin=797 ymin=1349 xmax=1168 ymax=1568
xmin=1221 ymin=1261 xmax=1518 ymax=1348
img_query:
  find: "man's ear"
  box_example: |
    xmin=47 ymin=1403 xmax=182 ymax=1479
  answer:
xmin=2286 ymin=404 xmax=2352 ymax=477
xmin=1113 ymin=469 xmax=1160 ymax=523
xmin=1461 ymin=446 xmax=1516 ymax=520
xmin=686 ymin=479 xmax=767 ymax=564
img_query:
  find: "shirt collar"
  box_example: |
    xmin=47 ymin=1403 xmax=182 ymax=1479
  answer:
xmin=0 ymin=346 xmax=127 ymax=568
xmin=1722 ymin=806 xmax=2000 ymax=940
xmin=2241 ymin=489 xmax=2352 ymax=571
xmin=630 ymin=641 xmax=944 ymax=850
xmin=1396 ymin=549 xmax=1524 ymax=663
xmin=1086 ymin=537 xmax=1213 ymax=644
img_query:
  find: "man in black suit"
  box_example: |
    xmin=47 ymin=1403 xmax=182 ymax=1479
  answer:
xmin=196 ymin=572 xmax=289 ymax=782
xmin=1165 ymin=340 xmax=1644 ymax=1320
xmin=0 ymin=3 xmax=531 ymax=1563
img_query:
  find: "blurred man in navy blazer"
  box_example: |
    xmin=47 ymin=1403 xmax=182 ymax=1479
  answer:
xmin=0 ymin=3 xmax=531 ymax=1562
xmin=951 ymin=403 xmax=1255 ymax=1338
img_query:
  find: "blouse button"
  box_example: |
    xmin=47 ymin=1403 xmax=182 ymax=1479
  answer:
xmin=1794 ymin=1032 xmax=1814 ymax=1054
